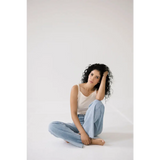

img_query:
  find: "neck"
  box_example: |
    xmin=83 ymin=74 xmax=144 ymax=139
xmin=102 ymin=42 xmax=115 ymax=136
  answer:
xmin=84 ymin=82 xmax=95 ymax=91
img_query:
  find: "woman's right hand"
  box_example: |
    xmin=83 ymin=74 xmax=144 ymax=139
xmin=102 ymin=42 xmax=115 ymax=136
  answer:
xmin=80 ymin=132 xmax=92 ymax=145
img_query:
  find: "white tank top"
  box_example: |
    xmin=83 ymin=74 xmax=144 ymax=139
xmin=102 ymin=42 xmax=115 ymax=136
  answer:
xmin=77 ymin=84 xmax=96 ymax=115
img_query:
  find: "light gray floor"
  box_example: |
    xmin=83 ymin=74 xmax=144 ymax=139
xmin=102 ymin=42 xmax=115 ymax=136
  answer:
xmin=28 ymin=102 xmax=133 ymax=160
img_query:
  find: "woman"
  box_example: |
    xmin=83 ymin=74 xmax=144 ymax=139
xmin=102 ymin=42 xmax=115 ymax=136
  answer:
xmin=48 ymin=63 xmax=113 ymax=148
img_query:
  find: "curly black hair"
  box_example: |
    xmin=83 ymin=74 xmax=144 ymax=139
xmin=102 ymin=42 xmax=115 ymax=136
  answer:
xmin=81 ymin=63 xmax=113 ymax=101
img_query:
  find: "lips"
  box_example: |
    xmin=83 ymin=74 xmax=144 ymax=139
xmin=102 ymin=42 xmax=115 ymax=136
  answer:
xmin=90 ymin=81 xmax=93 ymax=83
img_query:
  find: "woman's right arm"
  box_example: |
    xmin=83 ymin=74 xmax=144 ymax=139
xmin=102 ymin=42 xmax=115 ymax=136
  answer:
xmin=70 ymin=85 xmax=86 ymax=134
xmin=70 ymin=85 xmax=91 ymax=145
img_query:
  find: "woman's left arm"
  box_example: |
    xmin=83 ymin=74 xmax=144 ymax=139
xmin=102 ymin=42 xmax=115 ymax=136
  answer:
xmin=96 ymin=71 xmax=108 ymax=100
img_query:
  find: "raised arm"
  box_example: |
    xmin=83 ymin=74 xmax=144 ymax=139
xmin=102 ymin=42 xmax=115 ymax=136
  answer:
xmin=96 ymin=71 xmax=108 ymax=100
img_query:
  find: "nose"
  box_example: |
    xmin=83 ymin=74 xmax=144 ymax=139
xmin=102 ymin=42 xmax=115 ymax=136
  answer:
xmin=91 ymin=77 xmax=95 ymax=81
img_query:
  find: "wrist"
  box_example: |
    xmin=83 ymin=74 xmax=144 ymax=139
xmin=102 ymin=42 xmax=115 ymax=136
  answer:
xmin=103 ymin=74 xmax=107 ymax=78
xmin=80 ymin=130 xmax=86 ymax=135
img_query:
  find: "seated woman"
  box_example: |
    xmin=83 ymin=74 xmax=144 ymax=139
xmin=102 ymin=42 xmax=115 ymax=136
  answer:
xmin=48 ymin=63 xmax=113 ymax=148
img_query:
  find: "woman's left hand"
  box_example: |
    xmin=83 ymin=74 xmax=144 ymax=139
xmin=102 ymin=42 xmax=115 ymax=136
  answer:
xmin=103 ymin=71 xmax=108 ymax=77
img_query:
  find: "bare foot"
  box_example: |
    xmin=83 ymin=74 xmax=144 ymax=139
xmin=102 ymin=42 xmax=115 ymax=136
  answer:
xmin=91 ymin=138 xmax=105 ymax=146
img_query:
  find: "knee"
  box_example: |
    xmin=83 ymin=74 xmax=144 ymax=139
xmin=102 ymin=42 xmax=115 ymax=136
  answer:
xmin=92 ymin=99 xmax=105 ymax=110
xmin=93 ymin=99 xmax=104 ymax=106
xmin=93 ymin=99 xmax=102 ymax=104
xmin=48 ymin=121 xmax=60 ymax=133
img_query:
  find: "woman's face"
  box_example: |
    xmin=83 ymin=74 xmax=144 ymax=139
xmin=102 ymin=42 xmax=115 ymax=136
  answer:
xmin=88 ymin=69 xmax=101 ymax=86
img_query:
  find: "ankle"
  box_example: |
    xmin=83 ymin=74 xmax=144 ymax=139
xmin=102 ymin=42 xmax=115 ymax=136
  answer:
xmin=90 ymin=138 xmax=92 ymax=144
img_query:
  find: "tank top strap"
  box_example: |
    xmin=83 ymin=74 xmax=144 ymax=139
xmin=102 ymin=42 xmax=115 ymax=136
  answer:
xmin=77 ymin=83 xmax=80 ymax=92
xmin=77 ymin=84 xmax=80 ymax=95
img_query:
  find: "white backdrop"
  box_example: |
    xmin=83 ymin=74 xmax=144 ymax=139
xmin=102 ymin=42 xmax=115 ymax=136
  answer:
xmin=27 ymin=0 xmax=133 ymax=122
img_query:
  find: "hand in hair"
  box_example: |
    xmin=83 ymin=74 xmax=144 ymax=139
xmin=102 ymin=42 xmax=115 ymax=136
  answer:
xmin=103 ymin=71 xmax=108 ymax=77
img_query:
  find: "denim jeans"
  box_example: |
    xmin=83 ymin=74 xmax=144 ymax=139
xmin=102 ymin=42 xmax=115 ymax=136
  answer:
xmin=48 ymin=99 xmax=105 ymax=148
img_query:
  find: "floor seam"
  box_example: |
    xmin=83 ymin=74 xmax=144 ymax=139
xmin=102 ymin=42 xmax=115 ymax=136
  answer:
xmin=110 ymin=106 xmax=133 ymax=125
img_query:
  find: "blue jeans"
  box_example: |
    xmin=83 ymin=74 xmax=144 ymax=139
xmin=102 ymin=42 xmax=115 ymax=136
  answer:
xmin=48 ymin=99 xmax=105 ymax=148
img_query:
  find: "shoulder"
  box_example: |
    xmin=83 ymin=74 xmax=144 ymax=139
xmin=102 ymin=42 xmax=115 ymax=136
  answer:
xmin=71 ymin=84 xmax=78 ymax=89
xmin=71 ymin=83 xmax=84 ymax=89
xmin=70 ymin=85 xmax=78 ymax=98
xmin=71 ymin=85 xmax=78 ymax=93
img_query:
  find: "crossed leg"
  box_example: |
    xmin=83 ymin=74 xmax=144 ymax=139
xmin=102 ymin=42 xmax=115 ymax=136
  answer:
xmin=48 ymin=100 xmax=105 ymax=147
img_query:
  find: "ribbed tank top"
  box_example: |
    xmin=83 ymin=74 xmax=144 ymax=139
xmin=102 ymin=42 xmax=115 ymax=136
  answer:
xmin=77 ymin=84 xmax=96 ymax=115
